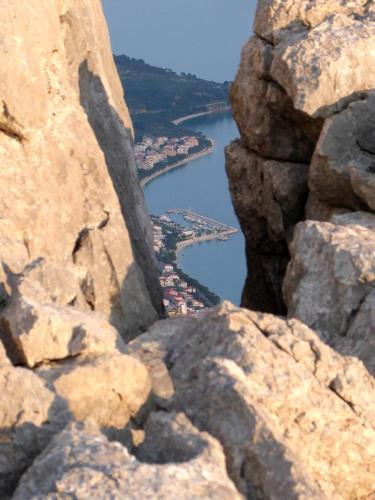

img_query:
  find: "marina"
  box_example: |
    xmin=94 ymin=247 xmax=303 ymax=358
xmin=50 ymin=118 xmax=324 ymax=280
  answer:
xmin=167 ymin=208 xmax=238 ymax=240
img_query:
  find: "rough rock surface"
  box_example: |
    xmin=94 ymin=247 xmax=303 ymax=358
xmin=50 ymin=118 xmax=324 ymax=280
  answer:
xmin=1 ymin=294 xmax=126 ymax=367
xmin=0 ymin=233 xmax=29 ymax=305
xmin=284 ymin=212 xmax=375 ymax=375
xmin=128 ymin=317 xmax=195 ymax=407
xmin=0 ymin=0 xmax=164 ymax=341
xmin=254 ymin=0 xmax=372 ymax=43
xmin=38 ymin=353 xmax=151 ymax=430
xmin=0 ymin=365 xmax=71 ymax=497
xmin=227 ymin=0 xmax=375 ymax=316
xmin=271 ymin=13 xmax=375 ymax=116
xmin=13 ymin=420 xmax=242 ymax=500
xmin=230 ymin=36 xmax=319 ymax=163
xmin=309 ymin=91 xmax=375 ymax=211
xmin=164 ymin=303 xmax=375 ymax=499
xmin=226 ymin=140 xmax=308 ymax=313
xmin=336 ymin=290 xmax=375 ymax=377
xmin=0 ymin=1 xmax=167 ymax=496
xmin=284 ymin=215 xmax=375 ymax=343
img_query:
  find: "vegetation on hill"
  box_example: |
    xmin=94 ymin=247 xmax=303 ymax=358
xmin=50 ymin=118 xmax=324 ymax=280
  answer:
xmin=115 ymin=55 xmax=230 ymax=140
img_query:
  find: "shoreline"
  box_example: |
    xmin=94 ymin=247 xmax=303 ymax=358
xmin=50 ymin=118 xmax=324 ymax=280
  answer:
xmin=140 ymin=141 xmax=214 ymax=188
xmin=175 ymin=229 xmax=238 ymax=256
xmin=172 ymin=106 xmax=231 ymax=126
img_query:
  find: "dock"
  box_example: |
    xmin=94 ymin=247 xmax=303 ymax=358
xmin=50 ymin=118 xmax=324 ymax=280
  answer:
xmin=166 ymin=208 xmax=238 ymax=237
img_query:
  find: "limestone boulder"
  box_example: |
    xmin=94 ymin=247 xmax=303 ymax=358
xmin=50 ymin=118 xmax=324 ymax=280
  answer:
xmin=13 ymin=420 xmax=242 ymax=499
xmin=248 ymin=309 xmax=375 ymax=426
xmin=271 ymin=13 xmax=375 ymax=117
xmin=128 ymin=317 xmax=195 ymax=407
xmin=254 ymin=0 xmax=370 ymax=43
xmin=284 ymin=217 xmax=375 ymax=343
xmin=0 ymin=365 xmax=71 ymax=497
xmin=137 ymin=412 xmax=209 ymax=463
xmin=38 ymin=352 xmax=151 ymax=430
xmin=230 ymin=36 xmax=318 ymax=162
xmin=331 ymin=211 xmax=375 ymax=230
xmin=16 ymin=258 xmax=88 ymax=309
xmin=0 ymin=0 xmax=163 ymax=341
xmin=309 ymin=91 xmax=375 ymax=211
xmin=167 ymin=303 xmax=375 ymax=498
xmin=0 ymin=295 xmax=125 ymax=367
xmin=176 ymin=357 xmax=326 ymax=499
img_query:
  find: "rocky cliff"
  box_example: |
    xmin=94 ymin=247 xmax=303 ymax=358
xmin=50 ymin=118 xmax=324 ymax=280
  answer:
xmin=0 ymin=0 xmax=164 ymax=343
xmin=226 ymin=0 xmax=375 ymax=319
xmin=1 ymin=0 xmax=374 ymax=499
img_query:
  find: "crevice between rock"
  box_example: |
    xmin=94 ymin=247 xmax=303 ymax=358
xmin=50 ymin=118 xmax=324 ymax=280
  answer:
xmin=0 ymin=102 xmax=25 ymax=143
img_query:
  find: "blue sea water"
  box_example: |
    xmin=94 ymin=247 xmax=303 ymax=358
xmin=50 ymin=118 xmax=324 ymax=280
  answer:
xmin=143 ymin=112 xmax=246 ymax=306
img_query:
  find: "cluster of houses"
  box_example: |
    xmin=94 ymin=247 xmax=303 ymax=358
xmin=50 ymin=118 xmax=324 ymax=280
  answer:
xmin=151 ymin=216 xmax=208 ymax=316
xmin=135 ymin=135 xmax=199 ymax=171
xmin=159 ymin=263 xmax=206 ymax=316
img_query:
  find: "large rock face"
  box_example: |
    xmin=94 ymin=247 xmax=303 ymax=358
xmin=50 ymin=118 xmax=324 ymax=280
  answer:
xmin=0 ymin=0 xmax=166 ymax=496
xmin=224 ymin=5 xmax=375 ymax=495
xmin=0 ymin=0 xmax=164 ymax=341
xmin=123 ymin=304 xmax=375 ymax=499
xmin=226 ymin=0 xmax=375 ymax=319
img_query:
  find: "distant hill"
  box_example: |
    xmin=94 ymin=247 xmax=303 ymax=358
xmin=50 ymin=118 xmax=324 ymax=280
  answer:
xmin=114 ymin=55 xmax=230 ymax=140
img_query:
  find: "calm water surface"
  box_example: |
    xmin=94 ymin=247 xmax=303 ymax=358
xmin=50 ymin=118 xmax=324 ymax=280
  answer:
xmin=143 ymin=113 xmax=246 ymax=305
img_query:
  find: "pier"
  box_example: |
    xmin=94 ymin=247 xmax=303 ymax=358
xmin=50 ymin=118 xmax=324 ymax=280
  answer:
xmin=166 ymin=208 xmax=238 ymax=237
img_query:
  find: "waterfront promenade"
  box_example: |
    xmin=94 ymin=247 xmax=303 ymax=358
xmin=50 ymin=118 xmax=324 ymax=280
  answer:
xmin=172 ymin=105 xmax=231 ymax=126
xmin=176 ymin=233 xmax=230 ymax=255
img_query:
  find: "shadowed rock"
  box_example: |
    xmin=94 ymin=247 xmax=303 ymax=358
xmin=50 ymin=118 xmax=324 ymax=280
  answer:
xmin=309 ymin=92 xmax=375 ymax=211
xmin=13 ymin=421 xmax=242 ymax=499
xmin=38 ymin=353 xmax=152 ymax=431
xmin=0 ymin=0 xmax=163 ymax=342
xmin=226 ymin=140 xmax=309 ymax=313
xmin=128 ymin=317 xmax=196 ymax=407
xmin=0 ymin=365 xmax=71 ymax=497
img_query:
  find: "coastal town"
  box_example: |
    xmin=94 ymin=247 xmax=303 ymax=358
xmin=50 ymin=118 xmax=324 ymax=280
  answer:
xmin=135 ymin=135 xmax=200 ymax=171
xmin=150 ymin=212 xmax=238 ymax=317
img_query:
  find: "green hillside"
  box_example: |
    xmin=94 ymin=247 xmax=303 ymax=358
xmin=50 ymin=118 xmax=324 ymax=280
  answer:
xmin=115 ymin=55 xmax=230 ymax=139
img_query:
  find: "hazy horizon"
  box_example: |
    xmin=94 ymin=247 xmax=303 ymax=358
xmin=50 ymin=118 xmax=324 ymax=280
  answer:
xmin=102 ymin=0 xmax=256 ymax=82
